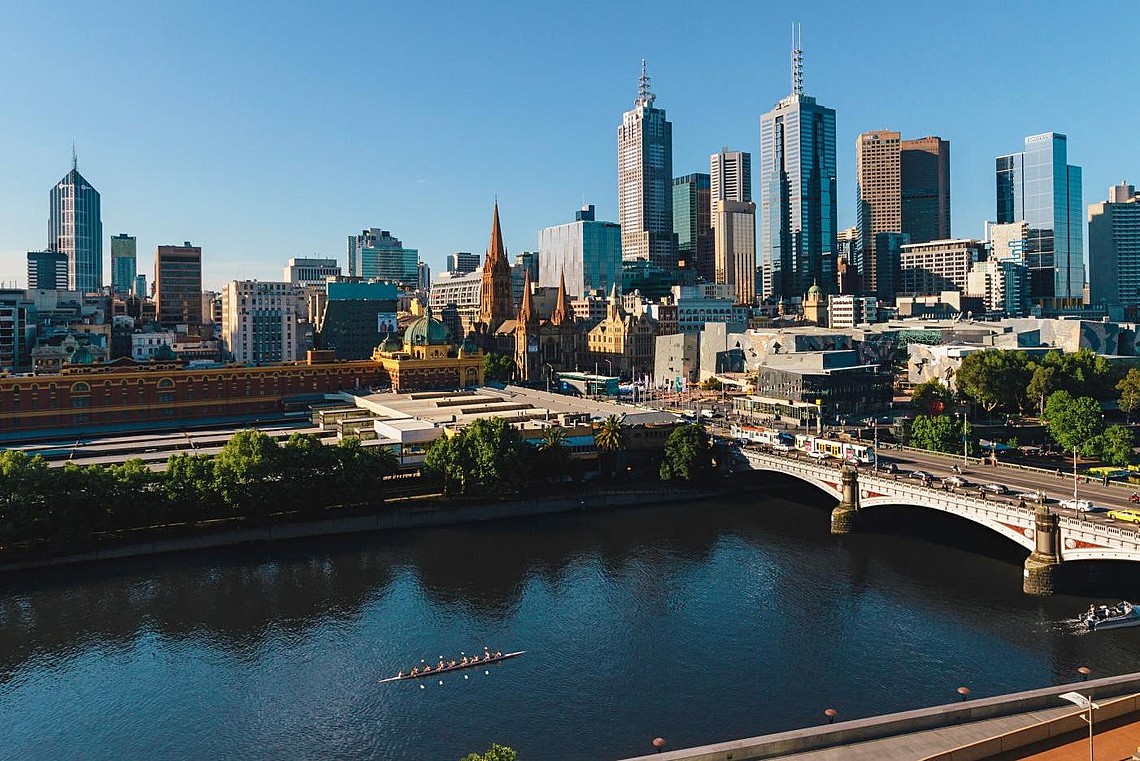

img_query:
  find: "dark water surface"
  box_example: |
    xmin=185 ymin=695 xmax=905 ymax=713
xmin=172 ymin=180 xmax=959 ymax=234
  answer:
xmin=3 ymin=478 xmax=1140 ymax=760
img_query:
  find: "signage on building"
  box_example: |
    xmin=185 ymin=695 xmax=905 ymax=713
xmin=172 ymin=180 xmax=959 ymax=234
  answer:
xmin=377 ymin=313 xmax=397 ymax=334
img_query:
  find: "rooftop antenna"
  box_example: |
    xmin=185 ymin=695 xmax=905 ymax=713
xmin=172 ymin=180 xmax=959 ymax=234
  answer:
xmin=637 ymin=58 xmax=655 ymax=106
xmin=71 ymin=142 xmax=77 ymax=172
xmin=791 ymin=23 xmax=804 ymax=97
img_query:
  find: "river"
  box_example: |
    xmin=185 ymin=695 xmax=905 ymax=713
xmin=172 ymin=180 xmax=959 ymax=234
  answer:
xmin=3 ymin=475 xmax=1140 ymax=760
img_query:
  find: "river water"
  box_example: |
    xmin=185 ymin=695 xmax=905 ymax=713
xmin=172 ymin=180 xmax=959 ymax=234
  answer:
xmin=3 ymin=476 xmax=1140 ymax=761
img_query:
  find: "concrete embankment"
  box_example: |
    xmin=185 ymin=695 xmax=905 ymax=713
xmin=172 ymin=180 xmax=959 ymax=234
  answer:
xmin=0 ymin=484 xmax=742 ymax=573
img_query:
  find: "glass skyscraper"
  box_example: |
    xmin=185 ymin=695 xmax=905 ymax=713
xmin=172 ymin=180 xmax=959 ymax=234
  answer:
xmin=759 ymin=37 xmax=837 ymax=301
xmin=539 ymin=205 xmax=622 ymax=299
xmin=996 ymin=133 xmax=1083 ymax=308
xmin=111 ymin=234 xmax=137 ymax=296
xmin=672 ymin=174 xmax=712 ymax=281
xmin=346 ymin=229 xmax=420 ymax=289
xmin=48 ymin=156 xmax=102 ymax=293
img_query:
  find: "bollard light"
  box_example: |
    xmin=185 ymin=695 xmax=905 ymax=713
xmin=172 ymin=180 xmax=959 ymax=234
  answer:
xmin=652 ymin=737 xmax=666 ymax=753
xmin=957 ymin=686 xmax=971 ymax=701
xmin=824 ymin=708 xmax=837 ymax=724
xmin=1078 ymin=666 xmax=1091 ymax=681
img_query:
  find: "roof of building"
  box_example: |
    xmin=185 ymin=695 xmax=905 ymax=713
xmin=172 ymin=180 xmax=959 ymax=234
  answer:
xmin=403 ymin=306 xmax=451 ymax=346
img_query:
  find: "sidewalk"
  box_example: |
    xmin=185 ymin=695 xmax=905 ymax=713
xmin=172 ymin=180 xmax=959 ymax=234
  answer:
xmin=989 ymin=712 xmax=1140 ymax=759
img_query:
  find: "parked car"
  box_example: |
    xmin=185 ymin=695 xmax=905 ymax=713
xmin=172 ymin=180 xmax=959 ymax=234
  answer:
xmin=1107 ymin=508 xmax=1140 ymax=524
xmin=942 ymin=476 xmax=970 ymax=488
xmin=1017 ymin=491 xmax=1048 ymax=503
xmin=1059 ymin=498 xmax=1096 ymax=512
xmin=876 ymin=461 xmax=897 ymax=474
xmin=980 ymin=483 xmax=1008 ymax=495
xmin=808 ymin=450 xmax=829 ymax=460
xmin=907 ymin=470 xmax=934 ymax=480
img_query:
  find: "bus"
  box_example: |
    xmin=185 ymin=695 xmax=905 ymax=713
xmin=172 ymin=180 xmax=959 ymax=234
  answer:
xmin=732 ymin=424 xmax=794 ymax=451
xmin=793 ymin=435 xmax=876 ymax=465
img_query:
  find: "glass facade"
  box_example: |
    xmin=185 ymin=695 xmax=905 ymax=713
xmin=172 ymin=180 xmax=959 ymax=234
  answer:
xmin=539 ymin=214 xmax=622 ymax=299
xmin=617 ymin=67 xmax=676 ymax=270
xmin=111 ymin=234 xmax=137 ymax=295
xmin=996 ymin=133 xmax=1083 ymax=307
xmin=155 ymin=244 xmax=203 ymax=327
xmin=672 ymin=174 xmax=712 ymax=281
xmin=760 ymin=94 xmax=837 ymax=301
xmin=48 ymin=167 xmax=102 ymax=292
xmin=347 ymin=229 xmax=420 ymax=288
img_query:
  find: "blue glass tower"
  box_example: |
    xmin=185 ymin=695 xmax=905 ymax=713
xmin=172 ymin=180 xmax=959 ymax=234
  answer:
xmin=996 ymin=133 xmax=1083 ymax=308
xmin=48 ymin=152 xmax=102 ymax=292
xmin=759 ymin=30 xmax=837 ymax=301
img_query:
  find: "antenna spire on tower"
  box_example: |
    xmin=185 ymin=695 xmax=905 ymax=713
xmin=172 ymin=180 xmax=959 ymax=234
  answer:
xmin=637 ymin=58 xmax=655 ymax=106
xmin=791 ymin=23 xmax=804 ymax=97
xmin=71 ymin=142 xmax=77 ymax=172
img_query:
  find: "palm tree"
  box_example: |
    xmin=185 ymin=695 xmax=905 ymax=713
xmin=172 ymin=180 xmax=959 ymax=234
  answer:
xmin=537 ymin=426 xmax=569 ymax=481
xmin=593 ymin=414 xmax=626 ymax=478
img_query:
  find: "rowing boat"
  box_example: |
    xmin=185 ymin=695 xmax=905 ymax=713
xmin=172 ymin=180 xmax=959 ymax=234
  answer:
xmin=379 ymin=651 xmax=525 ymax=683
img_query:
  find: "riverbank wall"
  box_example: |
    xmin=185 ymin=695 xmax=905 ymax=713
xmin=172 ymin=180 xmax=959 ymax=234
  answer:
xmin=0 ymin=482 xmax=747 ymax=574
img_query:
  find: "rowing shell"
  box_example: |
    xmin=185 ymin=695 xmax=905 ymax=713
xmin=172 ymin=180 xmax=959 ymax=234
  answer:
xmin=379 ymin=651 xmax=526 ymax=683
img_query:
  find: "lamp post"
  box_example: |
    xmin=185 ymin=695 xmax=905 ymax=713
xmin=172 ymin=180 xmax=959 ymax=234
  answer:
xmin=815 ymin=398 xmax=823 ymax=436
xmin=1059 ymin=691 xmax=1099 ymax=761
xmin=1073 ymin=445 xmax=1080 ymax=501
xmin=956 ymin=410 xmax=968 ymax=466
xmin=544 ymin=363 xmax=554 ymax=395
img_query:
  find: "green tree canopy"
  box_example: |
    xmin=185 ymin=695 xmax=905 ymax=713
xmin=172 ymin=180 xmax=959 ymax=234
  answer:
xmin=1042 ymin=390 xmax=1104 ymax=457
xmin=423 ymin=418 xmax=526 ymax=496
xmin=659 ymin=423 xmax=712 ymax=481
xmin=1099 ymin=424 xmax=1134 ymax=466
xmin=909 ymin=414 xmax=969 ymax=454
xmin=483 ymin=352 xmax=517 ymax=383
xmin=212 ymin=429 xmax=283 ymax=511
xmin=461 ymin=744 xmax=518 ymax=761
xmin=1117 ymin=368 xmax=1140 ymax=421
xmin=910 ymin=380 xmax=954 ymax=415
xmin=593 ymin=414 xmax=626 ymax=478
xmin=955 ymin=350 xmax=1031 ymax=414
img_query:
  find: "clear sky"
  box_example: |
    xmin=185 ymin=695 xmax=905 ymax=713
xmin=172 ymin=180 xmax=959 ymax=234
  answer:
xmin=0 ymin=0 xmax=1136 ymax=291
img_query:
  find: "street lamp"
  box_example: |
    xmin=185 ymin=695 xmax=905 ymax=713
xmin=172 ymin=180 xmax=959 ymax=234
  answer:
xmin=815 ymin=398 xmax=823 ymax=436
xmin=957 ymin=411 xmax=968 ymax=466
xmin=543 ymin=363 xmax=555 ymax=395
xmin=603 ymin=358 xmax=614 ymax=379
xmin=1059 ymin=691 xmax=1099 ymax=761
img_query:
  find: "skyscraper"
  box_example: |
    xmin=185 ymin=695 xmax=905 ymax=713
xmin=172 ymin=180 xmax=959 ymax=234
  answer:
xmin=111 ymin=234 xmax=137 ymax=296
xmin=346 ymin=229 xmax=420 ymax=288
xmin=672 ymin=175 xmax=713 ymax=281
xmin=222 ymin=281 xmax=303 ymax=363
xmin=855 ymin=131 xmax=901 ymax=300
xmin=48 ymin=153 xmax=102 ymax=292
xmin=284 ymin=257 xmax=341 ymax=287
xmin=155 ymin=242 xmax=203 ymax=328
xmin=710 ymin=149 xmax=752 ymax=211
xmin=1089 ymin=182 xmax=1140 ymax=317
xmin=901 ymin=136 xmax=951 ymax=243
xmin=759 ymin=28 xmax=837 ymax=301
xmin=446 ymin=252 xmax=480 ymax=275
xmin=996 ymin=132 xmax=1083 ymax=308
xmin=617 ymin=60 xmax=676 ymax=270
xmin=713 ymin=200 xmax=757 ymax=305
xmin=26 ymin=251 xmax=69 ymax=290
xmin=539 ymin=204 xmax=622 ymax=299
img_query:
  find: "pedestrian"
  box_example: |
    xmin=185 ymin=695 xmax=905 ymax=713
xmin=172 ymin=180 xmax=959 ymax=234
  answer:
xmin=1103 ymin=476 xmax=1109 ymax=487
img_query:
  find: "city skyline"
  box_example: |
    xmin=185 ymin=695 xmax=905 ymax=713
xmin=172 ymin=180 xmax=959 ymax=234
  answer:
xmin=0 ymin=2 xmax=1137 ymax=290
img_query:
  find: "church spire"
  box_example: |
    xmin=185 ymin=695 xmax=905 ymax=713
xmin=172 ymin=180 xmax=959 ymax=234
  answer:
xmin=479 ymin=200 xmax=515 ymax=331
xmin=551 ymin=270 xmax=572 ymax=326
xmin=518 ymin=268 xmax=536 ymax=325
xmin=487 ymin=200 xmax=507 ymax=267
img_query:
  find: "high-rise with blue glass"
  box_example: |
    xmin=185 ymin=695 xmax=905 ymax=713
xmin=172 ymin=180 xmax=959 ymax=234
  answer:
xmin=539 ymin=205 xmax=622 ymax=299
xmin=49 ymin=153 xmax=102 ymax=293
xmin=996 ymin=133 xmax=1083 ymax=309
xmin=759 ymin=29 xmax=837 ymax=301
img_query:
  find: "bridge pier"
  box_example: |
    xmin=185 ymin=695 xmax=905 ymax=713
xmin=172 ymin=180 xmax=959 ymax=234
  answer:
xmin=830 ymin=467 xmax=859 ymax=535
xmin=1023 ymin=503 xmax=1062 ymax=595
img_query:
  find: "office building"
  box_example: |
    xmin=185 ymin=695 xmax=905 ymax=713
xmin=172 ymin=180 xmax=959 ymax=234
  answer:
xmin=673 ymin=175 xmax=713 ymax=280
xmin=27 ymin=250 xmax=69 ymax=290
xmin=1089 ymin=182 xmax=1140 ymax=318
xmin=48 ymin=154 xmax=102 ymax=292
xmin=996 ymin=132 xmax=1083 ymax=308
xmin=967 ymin=257 xmax=1029 ymax=317
xmin=285 ymin=257 xmax=341 ymax=287
xmin=110 ymin=234 xmax=137 ymax=296
xmin=430 ymin=269 xmax=482 ymax=338
xmin=222 ymin=281 xmax=304 ymax=364
xmin=0 ymin=290 xmax=34 ymax=373
xmin=898 ymin=238 xmax=987 ymax=296
xmin=155 ymin=243 xmax=204 ymax=328
xmin=347 ymin=229 xmax=420 ymax=288
xmin=713 ymin=200 xmax=757 ymax=304
xmin=539 ymin=204 xmax=622 ymax=300
xmin=827 ymin=294 xmax=878 ymax=328
xmin=760 ymin=30 xmax=837 ymax=301
xmin=133 ymin=274 xmax=147 ymax=299
xmin=855 ymin=130 xmax=901 ymax=299
xmin=617 ymin=60 xmax=676 ymax=270
xmin=446 ymin=252 xmax=480 ymax=275
xmin=901 ymin=136 xmax=951 ymax=243
xmin=316 ymin=280 xmax=399 ymax=360
xmin=418 ymin=261 xmax=432 ymax=292
xmin=710 ymin=148 xmax=751 ymax=211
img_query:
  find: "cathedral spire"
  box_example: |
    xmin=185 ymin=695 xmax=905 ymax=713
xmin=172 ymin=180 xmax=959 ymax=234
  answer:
xmin=479 ymin=200 xmax=515 ymax=331
xmin=487 ymin=201 xmax=507 ymax=266
xmin=518 ymin=268 xmax=536 ymax=325
xmin=551 ymin=270 xmax=572 ymax=326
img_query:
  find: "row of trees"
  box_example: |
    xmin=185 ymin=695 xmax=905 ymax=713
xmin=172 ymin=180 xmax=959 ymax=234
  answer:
xmin=0 ymin=431 xmax=398 ymax=547
xmin=948 ymin=348 xmax=1124 ymax=416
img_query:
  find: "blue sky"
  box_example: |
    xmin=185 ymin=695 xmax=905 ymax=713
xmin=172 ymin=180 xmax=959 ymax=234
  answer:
xmin=0 ymin=0 xmax=1136 ymax=291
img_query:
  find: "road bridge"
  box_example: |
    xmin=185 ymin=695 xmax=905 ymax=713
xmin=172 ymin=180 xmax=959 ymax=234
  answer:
xmin=731 ymin=447 xmax=1140 ymax=594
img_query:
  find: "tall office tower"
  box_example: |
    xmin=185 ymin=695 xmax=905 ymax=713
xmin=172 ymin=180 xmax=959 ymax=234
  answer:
xmin=133 ymin=274 xmax=147 ymax=299
xmin=617 ymin=60 xmax=676 ymax=270
xmin=713 ymin=200 xmax=758 ymax=305
xmin=760 ymin=29 xmax=837 ymax=301
xmin=539 ymin=204 xmax=622 ymax=299
xmin=110 ymin=234 xmax=137 ymax=295
xmin=346 ymin=229 xmax=420 ymax=288
xmin=48 ymin=153 xmax=103 ymax=292
xmin=284 ymin=257 xmax=341 ymax=287
xmin=155 ymin=242 xmax=203 ymax=328
xmin=26 ymin=250 xmax=69 ymax=290
xmin=222 ymin=281 xmax=303 ymax=363
xmin=446 ymin=252 xmax=481 ymax=275
xmin=710 ymin=149 xmax=752 ymax=214
xmin=672 ymin=175 xmax=713 ymax=280
xmin=901 ymin=136 xmax=951 ymax=243
xmin=996 ymin=132 xmax=1083 ymax=308
xmin=1089 ymin=182 xmax=1140 ymax=317
xmin=479 ymin=202 xmax=515 ymax=330
xmin=855 ymin=131 xmax=901 ymax=300
xmin=418 ymin=262 xmax=432 ymax=292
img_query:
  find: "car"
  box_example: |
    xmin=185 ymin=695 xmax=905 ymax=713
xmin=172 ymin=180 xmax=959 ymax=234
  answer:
xmin=1017 ymin=491 xmax=1048 ymax=503
xmin=808 ymin=450 xmax=829 ymax=460
xmin=907 ymin=470 xmax=934 ymax=480
xmin=942 ymin=475 xmax=970 ymax=488
xmin=979 ymin=483 xmax=1008 ymax=495
xmin=876 ymin=462 xmax=897 ymax=474
xmin=1060 ymin=498 xmax=1096 ymax=512
xmin=1107 ymin=508 xmax=1140 ymax=524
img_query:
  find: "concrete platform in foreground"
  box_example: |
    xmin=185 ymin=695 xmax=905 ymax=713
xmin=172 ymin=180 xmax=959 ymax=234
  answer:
xmin=619 ymin=672 xmax=1140 ymax=761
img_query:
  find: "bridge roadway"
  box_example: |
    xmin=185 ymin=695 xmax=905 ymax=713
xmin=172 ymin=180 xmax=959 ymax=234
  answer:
xmin=729 ymin=446 xmax=1140 ymax=592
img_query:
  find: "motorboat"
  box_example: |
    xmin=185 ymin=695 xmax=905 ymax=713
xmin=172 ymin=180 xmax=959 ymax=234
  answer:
xmin=1081 ymin=601 xmax=1140 ymax=631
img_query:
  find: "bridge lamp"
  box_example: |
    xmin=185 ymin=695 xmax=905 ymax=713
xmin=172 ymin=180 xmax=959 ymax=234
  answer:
xmin=1059 ymin=691 xmax=1099 ymax=761
xmin=815 ymin=398 xmax=823 ymax=436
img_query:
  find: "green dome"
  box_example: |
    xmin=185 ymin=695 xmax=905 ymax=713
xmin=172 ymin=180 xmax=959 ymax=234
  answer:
xmin=404 ymin=306 xmax=451 ymax=347
xmin=378 ymin=332 xmax=403 ymax=353
xmin=458 ymin=334 xmax=480 ymax=357
xmin=807 ymin=280 xmax=821 ymax=298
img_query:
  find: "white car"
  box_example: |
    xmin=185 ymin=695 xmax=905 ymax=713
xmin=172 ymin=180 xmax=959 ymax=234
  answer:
xmin=808 ymin=450 xmax=829 ymax=460
xmin=1060 ymin=498 xmax=1096 ymax=512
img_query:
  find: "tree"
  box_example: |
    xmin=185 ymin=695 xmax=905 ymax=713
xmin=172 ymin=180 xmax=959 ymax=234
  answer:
xmin=423 ymin=418 xmax=526 ymax=496
xmin=164 ymin=453 xmax=221 ymax=522
xmin=1099 ymin=424 xmax=1134 ymax=466
xmin=1042 ymin=391 xmax=1104 ymax=458
xmin=461 ymin=744 xmax=517 ymax=761
xmin=0 ymin=451 xmax=53 ymax=543
xmin=1026 ymin=363 xmax=1058 ymax=415
xmin=1117 ymin=368 xmax=1140 ymax=423
xmin=659 ymin=423 xmax=712 ymax=481
xmin=593 ymin=414 xmax=626 ymax=478
xmin=535 ymin=426 xmax=570 ymax=481
xmin=212 ymin=429 xmax=283 ymax=512
xmin=909 ymin=414 xmax=968 ymax=454
xmin=423 ymin=434 xmax=471 ymax=496
xmin=483 ymin=352 xmax=517 ymax=383
xmin=910 ymin=380 xmax=954 ymax=416
xmin=329 ymin=437 xmax=397 ymax=505
xmin=702 ymin=377 xmax=723 ymax=391
xmin=955 ymin=350 xmax=1031 ymax=415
